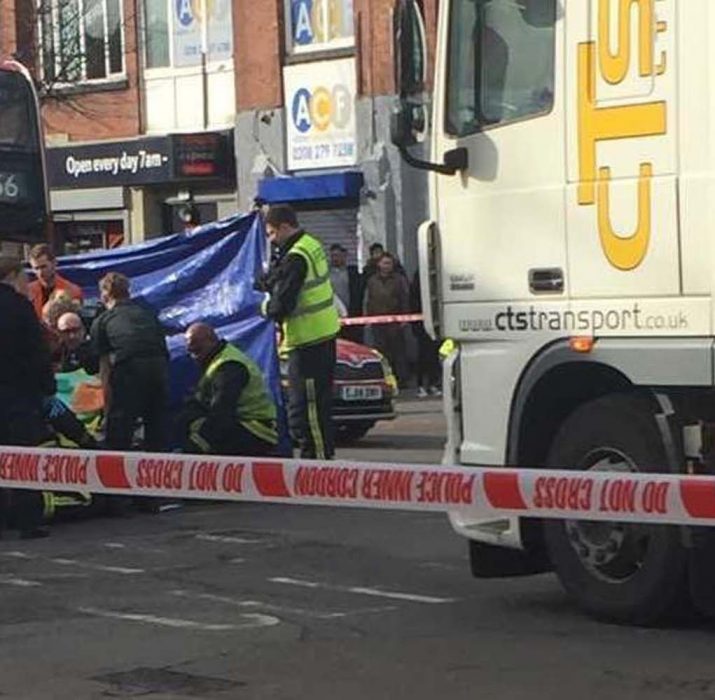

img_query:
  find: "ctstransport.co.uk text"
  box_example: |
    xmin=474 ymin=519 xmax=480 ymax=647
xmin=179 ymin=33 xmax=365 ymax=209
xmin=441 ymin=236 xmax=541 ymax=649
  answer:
xmin=458 ymin=305 xmax=689 ymax=334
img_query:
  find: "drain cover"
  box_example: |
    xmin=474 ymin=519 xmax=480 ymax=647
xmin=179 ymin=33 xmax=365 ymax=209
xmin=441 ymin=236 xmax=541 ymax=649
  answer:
xmin=95 ymin=668 xmax=243 ymax=697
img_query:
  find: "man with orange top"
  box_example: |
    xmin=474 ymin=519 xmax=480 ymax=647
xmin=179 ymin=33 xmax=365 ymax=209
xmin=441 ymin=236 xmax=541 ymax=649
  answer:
xmin=27 ymin=244 xmax=83 ymax=319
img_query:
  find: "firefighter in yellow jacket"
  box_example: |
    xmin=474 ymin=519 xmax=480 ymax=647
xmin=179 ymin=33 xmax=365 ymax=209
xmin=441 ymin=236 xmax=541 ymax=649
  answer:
xmin=180 ymin=323 xmax=279 ymax=456
xmin=257 ymin=205 xmax=340 ymax=459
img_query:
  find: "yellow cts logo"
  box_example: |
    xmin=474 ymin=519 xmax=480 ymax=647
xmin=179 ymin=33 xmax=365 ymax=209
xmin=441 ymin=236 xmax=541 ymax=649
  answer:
xmin=577 ymin=0 xmax=668 ymax=271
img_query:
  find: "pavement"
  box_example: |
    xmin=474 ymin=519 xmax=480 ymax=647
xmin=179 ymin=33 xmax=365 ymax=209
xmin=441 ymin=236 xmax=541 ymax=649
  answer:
xmin=3 ymin=397 xmax=715 ymax=699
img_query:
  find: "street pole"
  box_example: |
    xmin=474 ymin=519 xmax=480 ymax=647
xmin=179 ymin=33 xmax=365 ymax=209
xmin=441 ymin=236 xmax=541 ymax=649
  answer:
xmin=200 ymin=0 xmax=209 ymax=130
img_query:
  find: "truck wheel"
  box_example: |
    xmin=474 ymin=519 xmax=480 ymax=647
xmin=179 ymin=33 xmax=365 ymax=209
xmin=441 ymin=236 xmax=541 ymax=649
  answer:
xmin=543 ymin=394 xmax=688 ymax=625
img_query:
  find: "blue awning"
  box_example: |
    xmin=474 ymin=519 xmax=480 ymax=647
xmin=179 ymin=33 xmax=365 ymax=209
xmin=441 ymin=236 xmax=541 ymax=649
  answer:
xmin=258 ymin=171 xmax=363 ymax=204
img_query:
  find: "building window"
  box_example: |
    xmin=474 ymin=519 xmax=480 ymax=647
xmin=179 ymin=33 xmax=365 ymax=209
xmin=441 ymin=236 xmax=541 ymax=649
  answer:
xmin=446 ymin=0 xmax=556 ymax=137
xmin=144 ymin=0 xmax=170 ymax=68
xmin=142 ymin=0 xmax=233 ymax=70
xmin=286 ymin=0 xmax=355 ymax=56
xmin=56 ymin=219 xmax=125 ymax=254
xmin=40 ymin=0 xmax=125 ymax=84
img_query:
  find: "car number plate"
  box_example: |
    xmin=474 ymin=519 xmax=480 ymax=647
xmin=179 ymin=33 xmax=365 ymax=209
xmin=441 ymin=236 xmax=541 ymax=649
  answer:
xmin=341 ymin=385 xmax=383 ymax=401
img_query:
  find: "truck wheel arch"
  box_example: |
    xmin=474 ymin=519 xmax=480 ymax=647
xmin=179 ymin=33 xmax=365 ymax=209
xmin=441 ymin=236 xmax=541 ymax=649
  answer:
xmin=505 ymin=338 xmax=709 ymax=568
xmin=507 ymin=336 xmax=715 ymax=467
xmin=507 ymin=341 xmax=633 ymax=467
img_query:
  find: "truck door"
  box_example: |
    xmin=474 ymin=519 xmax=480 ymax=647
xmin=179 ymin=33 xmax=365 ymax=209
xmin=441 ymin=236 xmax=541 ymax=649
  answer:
xmin=434 ymin=0 xmax=565 ymax=306
xmin=565 ymin=0 xmax=679 ymax=299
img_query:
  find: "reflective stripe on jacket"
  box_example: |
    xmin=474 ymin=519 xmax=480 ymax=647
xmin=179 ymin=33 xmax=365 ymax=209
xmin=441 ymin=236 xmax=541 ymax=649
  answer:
xmin=282 ymin=233 xmax=340 ymax=351
xmin=199 ymin=343 xmax=278 ymax=445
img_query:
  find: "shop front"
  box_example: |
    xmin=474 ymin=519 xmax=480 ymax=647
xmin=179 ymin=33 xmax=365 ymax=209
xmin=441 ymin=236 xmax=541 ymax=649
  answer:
xmin=46 ymin=130 xmax=236 ymax=254
xmin=258 ymin=171 xmax=363 ymax=265
xmin=256 ymin=56 xmax=365 ymax=266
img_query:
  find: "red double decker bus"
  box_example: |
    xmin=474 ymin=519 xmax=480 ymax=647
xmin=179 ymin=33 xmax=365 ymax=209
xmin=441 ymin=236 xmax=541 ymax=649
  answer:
xmin=0 ymin=59 xmax=48 ymax=243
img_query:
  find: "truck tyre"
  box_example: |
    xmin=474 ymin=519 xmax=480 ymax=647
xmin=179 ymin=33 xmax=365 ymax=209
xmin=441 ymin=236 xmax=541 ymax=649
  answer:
xmin=543 ymin=394 xmax=688 ymax=625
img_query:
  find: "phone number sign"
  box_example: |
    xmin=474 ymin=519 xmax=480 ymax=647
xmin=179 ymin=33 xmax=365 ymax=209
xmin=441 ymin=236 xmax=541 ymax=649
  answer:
xmin=284 ymin=58 xmax=358 ymax=171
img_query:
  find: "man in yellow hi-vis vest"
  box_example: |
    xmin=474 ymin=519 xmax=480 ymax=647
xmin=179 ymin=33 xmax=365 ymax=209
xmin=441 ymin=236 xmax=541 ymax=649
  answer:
xmin=258 ymin=205 xmax=340 ymax=459
xmin=180 ymin=323 xmax=279 ymax=456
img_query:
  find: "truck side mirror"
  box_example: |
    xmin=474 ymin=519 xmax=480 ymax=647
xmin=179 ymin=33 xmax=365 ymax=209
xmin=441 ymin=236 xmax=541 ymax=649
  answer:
xmin=394 ymin=0 xmax=427 ymax=98
xmin=392 ymin=99 xmax=468 ymax=175
xmin=391 ymin=0 xmax=469 ymax=175
xmin=390 ymin=102 xmax=413 ymax=148
xmin=390 ymin=100 xmax=425 ymax=148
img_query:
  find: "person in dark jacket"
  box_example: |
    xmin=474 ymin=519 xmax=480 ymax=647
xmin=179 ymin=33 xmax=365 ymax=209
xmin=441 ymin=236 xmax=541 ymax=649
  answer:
xmin=409 ymin=271 xmax=442 ymax=397
xmin=178 ymin=323 xmax=278 ymax=456
xmin=88 ymin=272 xmax=170 ymax=452
xmin=362 ymin=243 xmax=385 ymax=282
xmin=363 ymin=242 xmax=407 ymax=282
xmin=257 ymin=204 xmax=340 ymax=459
xmin=364 ymin=253 xmax=410 ymax=386
xmin=0 ymin=256 xmax=56 ymax=539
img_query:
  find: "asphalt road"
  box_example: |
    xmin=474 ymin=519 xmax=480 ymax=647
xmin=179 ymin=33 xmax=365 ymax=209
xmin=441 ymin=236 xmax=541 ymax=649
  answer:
xmin=3 ymin=398 xmax=715 ymax=699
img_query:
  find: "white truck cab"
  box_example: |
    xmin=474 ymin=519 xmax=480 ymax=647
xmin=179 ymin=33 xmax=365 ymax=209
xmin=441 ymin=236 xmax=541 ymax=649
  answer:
xmin=392 ymin=0 xmax=715 ymax=624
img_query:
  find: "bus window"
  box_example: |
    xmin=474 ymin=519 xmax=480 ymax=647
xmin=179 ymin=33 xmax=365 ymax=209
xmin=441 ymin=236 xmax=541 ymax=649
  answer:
xmin=0 ymin=61 xmax=48 ymax=242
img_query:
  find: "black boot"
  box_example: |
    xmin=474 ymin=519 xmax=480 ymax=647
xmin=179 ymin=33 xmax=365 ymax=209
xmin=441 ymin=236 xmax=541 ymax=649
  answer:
xmin=20 ymin=527 xmax=50 ymax=540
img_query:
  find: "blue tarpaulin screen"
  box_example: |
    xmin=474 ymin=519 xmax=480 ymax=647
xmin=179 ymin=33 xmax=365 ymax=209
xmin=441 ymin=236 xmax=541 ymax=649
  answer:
xmin=56 ymin=212 xmax=289 ymax=451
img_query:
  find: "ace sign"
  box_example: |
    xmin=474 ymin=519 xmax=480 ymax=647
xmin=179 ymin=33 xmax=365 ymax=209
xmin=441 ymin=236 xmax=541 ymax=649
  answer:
xmin=284 ymin=58 xmax=358 ymax=171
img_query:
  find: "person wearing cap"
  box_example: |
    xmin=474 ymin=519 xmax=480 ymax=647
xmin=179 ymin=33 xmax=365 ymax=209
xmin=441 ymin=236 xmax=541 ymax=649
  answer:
xmin=258 ymin=204 xmax=340 ymax=460
xmin=179 ymin=323 xmax=278 ymax=456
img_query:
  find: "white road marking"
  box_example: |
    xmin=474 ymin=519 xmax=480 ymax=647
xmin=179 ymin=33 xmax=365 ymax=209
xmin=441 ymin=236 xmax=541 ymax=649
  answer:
xmin=20 ymin=572 xmax=89 ymax=580
xmin=78 ymin=607 xmax=280 ymax=631
xmin=419 ymin=562 xmax=461 ymax=572
xmin=171 ymin=589 xmax=395 ymax=620
xmin=50 ymin=558 xmax=144 ymax=575
xmin=1 ymin=551 xmax=34 ymax=560
xmin=0 ymin=576 xmax=42 ymax=588
xmin=103 ymin=542 xmax=167 ymax=556
xmin=268 ymin=577 xmax=456 ymax=604
xmin=195 ymin=534 xmax=263 ymax=545
xmin=2 ymin=551 xmax=143 ymax=575
xmin=158 ymin=503 xmax=183 ymax=513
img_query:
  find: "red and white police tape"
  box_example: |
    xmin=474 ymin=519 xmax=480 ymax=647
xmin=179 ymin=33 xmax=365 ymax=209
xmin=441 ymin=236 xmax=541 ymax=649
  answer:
xmin=3 ymin=444 xmax=715 ymax=526
xmin=340 ymin=313 xmax=424 ymax=327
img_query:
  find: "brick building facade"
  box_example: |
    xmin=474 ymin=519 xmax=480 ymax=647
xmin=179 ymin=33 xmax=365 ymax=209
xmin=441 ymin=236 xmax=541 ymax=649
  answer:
xmin=1 ymin=0 xmax=436 ymax=269
xmin=234 ymin=0 xmax=437 ymax=272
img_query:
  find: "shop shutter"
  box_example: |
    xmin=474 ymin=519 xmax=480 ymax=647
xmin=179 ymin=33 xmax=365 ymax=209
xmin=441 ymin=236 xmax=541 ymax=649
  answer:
xmin=297 ymin=207 xmax=359 ymax=265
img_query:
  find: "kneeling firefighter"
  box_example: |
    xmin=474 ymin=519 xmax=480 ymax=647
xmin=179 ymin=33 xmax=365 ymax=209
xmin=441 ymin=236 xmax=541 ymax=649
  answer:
xmin=179 ymin=323 xmax=279 ymax=456
xmin=42 ymin=395 xmax=97 ymax=515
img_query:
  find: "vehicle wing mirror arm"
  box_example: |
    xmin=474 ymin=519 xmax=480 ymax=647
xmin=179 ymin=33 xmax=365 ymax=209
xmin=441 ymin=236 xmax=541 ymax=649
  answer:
xmin=395 ymin=141 xmax=469 ymax=176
